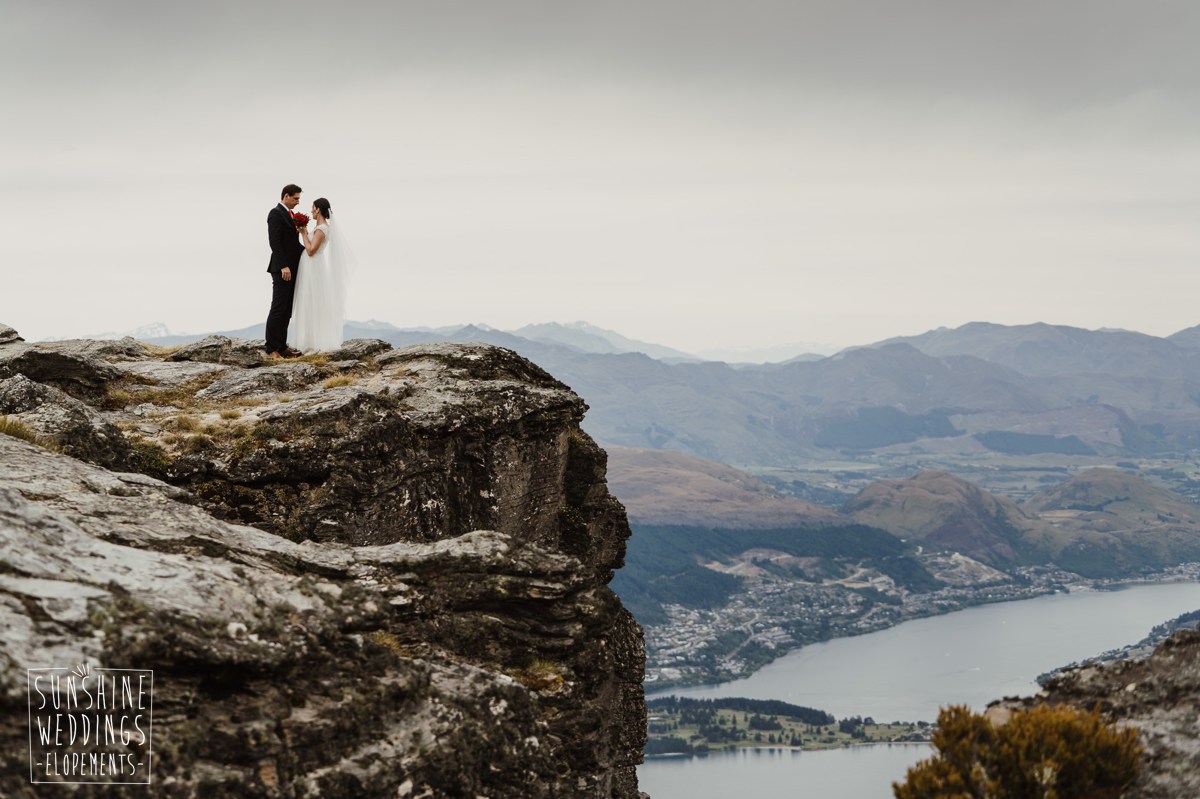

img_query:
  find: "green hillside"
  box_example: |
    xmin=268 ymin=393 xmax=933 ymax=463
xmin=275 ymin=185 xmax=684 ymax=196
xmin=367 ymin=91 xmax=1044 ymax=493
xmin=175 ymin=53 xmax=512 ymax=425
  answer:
xmin=611 ymin=523 xmax=941 ymax=625
xmin=1023 ymin=468 xmax=1200 ymax=577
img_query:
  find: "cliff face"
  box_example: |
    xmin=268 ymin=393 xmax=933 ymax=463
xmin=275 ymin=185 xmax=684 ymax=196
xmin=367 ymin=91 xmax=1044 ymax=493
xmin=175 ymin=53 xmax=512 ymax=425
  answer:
xmin=0 ymin=328 xmax=646 ymax=798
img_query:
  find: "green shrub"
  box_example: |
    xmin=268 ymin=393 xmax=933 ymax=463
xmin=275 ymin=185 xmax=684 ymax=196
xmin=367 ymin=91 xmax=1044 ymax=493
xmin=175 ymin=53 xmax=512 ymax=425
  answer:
xmin=894 ymin=704 xmax=1141 ymax=799
xmin=126 ymin=440 xmax=170 ymax=479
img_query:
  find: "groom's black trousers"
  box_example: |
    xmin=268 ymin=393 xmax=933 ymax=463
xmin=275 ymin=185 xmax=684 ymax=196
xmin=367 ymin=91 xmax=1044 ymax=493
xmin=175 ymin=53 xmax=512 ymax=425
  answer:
xmin=265 ymin=270 xmax=295 ymax=354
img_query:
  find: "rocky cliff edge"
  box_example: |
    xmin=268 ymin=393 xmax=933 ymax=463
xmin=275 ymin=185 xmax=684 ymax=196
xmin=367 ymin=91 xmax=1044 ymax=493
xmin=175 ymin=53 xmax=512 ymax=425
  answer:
xmin=0 ymin=326 xmax=647 ymax=798
xmin=991 ymin=629 xmax=1200 ymax=799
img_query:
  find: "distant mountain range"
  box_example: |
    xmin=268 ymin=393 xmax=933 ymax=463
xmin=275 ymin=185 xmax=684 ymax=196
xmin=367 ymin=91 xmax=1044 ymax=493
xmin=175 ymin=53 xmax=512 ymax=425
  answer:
xmin=85 ymin=319 xmax=701 ymax=360
xmin=865 ymin=321 xmax=1200 ymax=379
xmin=81 ymin=318 xmax=1200 ymax=461
xmin=509 ymin=322 xmax=698 ymax=362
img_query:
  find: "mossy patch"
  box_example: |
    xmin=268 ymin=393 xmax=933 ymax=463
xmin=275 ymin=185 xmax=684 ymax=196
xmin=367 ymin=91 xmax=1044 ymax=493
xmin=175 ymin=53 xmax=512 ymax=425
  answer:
xmin=126 ymin=439 xmax=171 ymax=479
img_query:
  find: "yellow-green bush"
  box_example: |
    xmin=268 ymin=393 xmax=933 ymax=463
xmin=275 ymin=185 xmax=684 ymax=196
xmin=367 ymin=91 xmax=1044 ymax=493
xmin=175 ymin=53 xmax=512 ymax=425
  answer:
xmin=894 ymin=704 xmax=1141 ymax=799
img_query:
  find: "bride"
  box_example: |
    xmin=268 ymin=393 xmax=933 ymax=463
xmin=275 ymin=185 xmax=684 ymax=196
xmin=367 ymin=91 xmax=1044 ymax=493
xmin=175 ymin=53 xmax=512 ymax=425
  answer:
xmin=291 ymin=197 xmax=351 ymax=352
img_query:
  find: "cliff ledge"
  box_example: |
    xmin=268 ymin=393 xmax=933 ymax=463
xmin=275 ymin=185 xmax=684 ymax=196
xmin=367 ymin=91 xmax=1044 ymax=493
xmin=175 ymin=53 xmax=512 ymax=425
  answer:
xmin=0 ymin=327 xmax=647 ymax=798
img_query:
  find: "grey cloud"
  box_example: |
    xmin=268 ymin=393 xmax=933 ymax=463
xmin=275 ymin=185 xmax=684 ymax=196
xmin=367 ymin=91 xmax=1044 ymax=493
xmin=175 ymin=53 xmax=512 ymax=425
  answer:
xmin=4 ymin=0 xmax=1199 ymax=349
xmin=9 ymin=2 xmax=1200 ymax=107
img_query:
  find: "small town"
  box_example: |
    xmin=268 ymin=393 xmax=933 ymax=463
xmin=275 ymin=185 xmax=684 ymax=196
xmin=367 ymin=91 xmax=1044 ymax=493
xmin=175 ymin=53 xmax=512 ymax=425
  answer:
xmin=644 ymin=559 xmax=1200 ymax=688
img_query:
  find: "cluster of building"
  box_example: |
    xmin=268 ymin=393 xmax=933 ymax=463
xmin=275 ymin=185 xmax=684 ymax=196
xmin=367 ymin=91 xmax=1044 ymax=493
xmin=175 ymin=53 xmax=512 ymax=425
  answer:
xmin=644 ymin=554 xmax=1200 ymax=688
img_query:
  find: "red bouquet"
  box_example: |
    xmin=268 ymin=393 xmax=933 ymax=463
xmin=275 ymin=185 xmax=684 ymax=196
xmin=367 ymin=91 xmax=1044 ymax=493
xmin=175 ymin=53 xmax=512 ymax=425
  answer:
xmin=292 ymin=212 xmax=310 ymax=231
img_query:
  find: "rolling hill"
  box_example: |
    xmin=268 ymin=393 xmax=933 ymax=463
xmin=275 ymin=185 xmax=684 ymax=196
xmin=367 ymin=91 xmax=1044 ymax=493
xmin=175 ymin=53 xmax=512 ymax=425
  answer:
xmin=1022 ymin=468 xmax=1200 ymax=576
xmin=843 ymin=470 xmax=1053 ymax=568
xmin=842 ymin=468 xmax=1200 ymax=578
xmin=605 ymin=446 xmax=841 ymax=528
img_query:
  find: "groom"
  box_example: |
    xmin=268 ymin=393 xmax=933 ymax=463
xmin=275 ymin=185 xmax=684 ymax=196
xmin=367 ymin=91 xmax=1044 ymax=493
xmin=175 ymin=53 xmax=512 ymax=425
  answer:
xmin=265 ymin=183 xmax=305 ymax=358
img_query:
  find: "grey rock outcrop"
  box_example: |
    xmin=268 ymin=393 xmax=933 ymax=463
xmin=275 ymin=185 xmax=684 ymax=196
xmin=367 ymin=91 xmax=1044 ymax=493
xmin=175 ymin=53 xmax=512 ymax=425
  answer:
xmin=0 ymin=374 xmax=133 ymax=467
xmin=194 ymin=362 xmax=322 ymax=400
xmin=169 ymin=334 xmax=271 ymax=368
xmin=0 ymin=323 xmax=25 ymax=344
xmin=138 ymin=342 xmax=632 ymax=585
xmin=0 ymin=324 xmax=646 ymax=798
xmin=0 ymin=338 xmax=126 ymax=402
xmin=327 ymin=338 xmax=393 ymax=361
xmin=38 ymin=335 xmax=150 ymax=361
xmin=996 ymin=630 xmax=1200 ymax=799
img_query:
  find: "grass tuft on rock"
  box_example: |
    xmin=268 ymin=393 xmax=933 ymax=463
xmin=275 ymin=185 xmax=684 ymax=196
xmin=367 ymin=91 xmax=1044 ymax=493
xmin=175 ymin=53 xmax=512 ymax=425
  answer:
xmin=0 ymin=416 xmax=63 ymax=453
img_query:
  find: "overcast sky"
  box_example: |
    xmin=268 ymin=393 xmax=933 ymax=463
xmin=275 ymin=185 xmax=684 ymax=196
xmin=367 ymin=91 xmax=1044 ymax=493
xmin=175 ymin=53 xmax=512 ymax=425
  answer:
xmin=5 ymin=0 xmax=1200 ymax=354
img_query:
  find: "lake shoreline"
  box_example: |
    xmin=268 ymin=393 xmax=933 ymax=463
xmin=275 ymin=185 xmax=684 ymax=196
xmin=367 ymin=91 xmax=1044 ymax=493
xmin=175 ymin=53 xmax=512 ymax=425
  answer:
xmin=638 ymin=582 xmax=1200 ymax=799
xmin=645 ymin=571 xmax=1200 ymax=696
xmin=644 ymin=740 xmax=934 ymax=760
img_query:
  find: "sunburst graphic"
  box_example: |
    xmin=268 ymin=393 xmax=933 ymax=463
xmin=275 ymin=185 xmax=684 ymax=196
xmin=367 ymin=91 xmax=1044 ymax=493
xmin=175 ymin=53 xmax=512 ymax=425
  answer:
xmin=70 ymin=662 xmax=91 ymax=679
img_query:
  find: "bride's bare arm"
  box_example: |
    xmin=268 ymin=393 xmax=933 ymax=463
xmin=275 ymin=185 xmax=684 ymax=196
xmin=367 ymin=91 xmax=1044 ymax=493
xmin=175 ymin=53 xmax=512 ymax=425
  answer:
xmin=300 ymin=227 xmax=326 ymax=256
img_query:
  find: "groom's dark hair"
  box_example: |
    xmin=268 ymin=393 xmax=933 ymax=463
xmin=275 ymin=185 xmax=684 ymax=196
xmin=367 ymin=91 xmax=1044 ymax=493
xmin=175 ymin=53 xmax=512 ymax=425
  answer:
xmin=281 ymin=184 xmax=302 ymax=199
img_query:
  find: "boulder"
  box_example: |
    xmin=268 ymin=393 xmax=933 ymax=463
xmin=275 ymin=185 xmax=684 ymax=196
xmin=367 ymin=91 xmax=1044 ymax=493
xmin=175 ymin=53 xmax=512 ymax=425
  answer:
xmin=37 ymin=336 xmax=149 ymax=361
xmin=169 ymin=334 xmax=271 ymax=368
xmin=155 ymin=343 xmax=630 ymax=584
xmin=194 ymin=362 xmax=322 ymax=400
xmin=0 ymin=323 xmax=22 ymax=345
xmin=326 ymin=338 xmax=393 ymax=361
xmin=0 ymin=374 xmax=133 ymax=468
xmin=0 ymin=341 xmax=125 ymax=403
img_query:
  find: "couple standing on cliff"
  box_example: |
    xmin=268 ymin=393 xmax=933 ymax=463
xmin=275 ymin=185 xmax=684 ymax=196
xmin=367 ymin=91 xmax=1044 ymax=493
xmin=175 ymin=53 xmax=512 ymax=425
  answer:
xmin=264 ymin=183 xmax=354 ymax=358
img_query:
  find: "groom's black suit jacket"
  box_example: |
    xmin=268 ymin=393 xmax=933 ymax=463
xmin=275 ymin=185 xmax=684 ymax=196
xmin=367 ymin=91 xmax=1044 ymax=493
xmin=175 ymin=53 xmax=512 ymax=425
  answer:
xmin=267 ymin=204 xmax=304 ymax=274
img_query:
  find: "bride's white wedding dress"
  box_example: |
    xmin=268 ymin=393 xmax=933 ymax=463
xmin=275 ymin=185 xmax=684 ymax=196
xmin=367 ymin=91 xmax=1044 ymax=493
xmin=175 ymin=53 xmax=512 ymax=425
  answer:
xmin=291 ymin=222 xmax=348 ymax=352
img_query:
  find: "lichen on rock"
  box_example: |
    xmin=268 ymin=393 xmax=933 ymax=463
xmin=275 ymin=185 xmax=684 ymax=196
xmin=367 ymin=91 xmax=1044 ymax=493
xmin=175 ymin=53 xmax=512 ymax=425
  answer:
xmin=992 ymin=629 xmax=1200 ymax=798
xmin=0 ymin=325 xmax=646 ymax=798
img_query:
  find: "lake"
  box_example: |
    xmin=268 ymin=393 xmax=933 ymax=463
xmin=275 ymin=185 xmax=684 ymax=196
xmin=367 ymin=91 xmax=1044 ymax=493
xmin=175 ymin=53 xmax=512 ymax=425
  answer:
xmin=638 ymin=581 xmax=1200 ymax=798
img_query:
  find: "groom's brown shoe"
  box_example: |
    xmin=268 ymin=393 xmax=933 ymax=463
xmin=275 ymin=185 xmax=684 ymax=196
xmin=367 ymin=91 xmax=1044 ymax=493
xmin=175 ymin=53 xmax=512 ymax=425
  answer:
xmin=283 ymin=347 xmax=302 ymax=357
xmin=267 ymin=351 xmax=284 ymax=360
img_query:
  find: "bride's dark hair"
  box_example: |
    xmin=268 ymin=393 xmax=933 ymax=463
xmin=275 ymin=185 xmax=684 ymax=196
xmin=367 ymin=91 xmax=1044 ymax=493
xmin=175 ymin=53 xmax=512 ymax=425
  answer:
xmin=313 ymin=197 xmax=332 ymax=219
